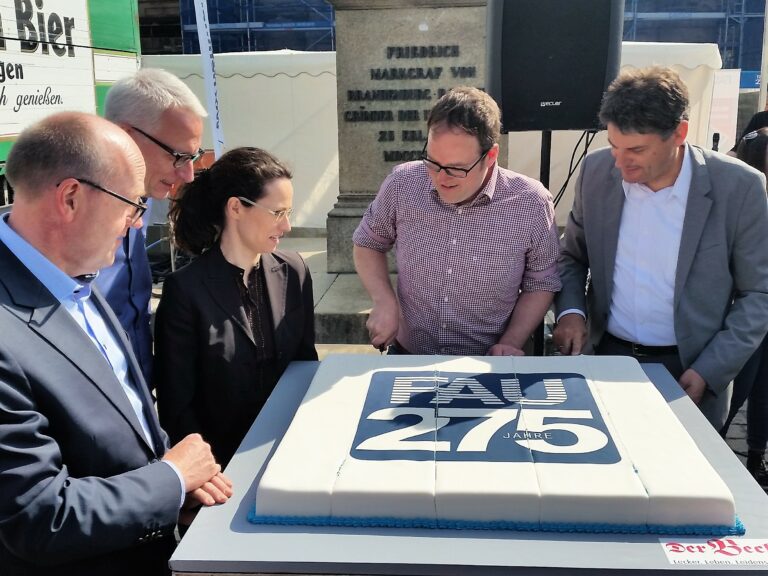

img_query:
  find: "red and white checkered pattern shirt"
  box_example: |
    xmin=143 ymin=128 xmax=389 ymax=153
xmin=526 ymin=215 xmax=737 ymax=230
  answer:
xmin=353 ymin=161 xmax=561 ymax=355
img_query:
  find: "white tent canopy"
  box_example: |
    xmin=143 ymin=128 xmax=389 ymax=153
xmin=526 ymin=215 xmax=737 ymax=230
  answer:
xmin=621 ymin=41 xmax=722 ymax=69
xmin=143 ymin=50 xmax=339 ymax=230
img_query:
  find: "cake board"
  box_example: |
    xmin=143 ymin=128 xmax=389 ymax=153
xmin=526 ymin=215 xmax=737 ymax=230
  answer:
xmin=170 ymin=360 xmax=768 ymax=575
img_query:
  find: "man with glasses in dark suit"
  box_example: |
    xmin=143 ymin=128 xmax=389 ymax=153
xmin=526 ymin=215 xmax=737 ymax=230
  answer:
xmin=353 ymin=86 xmax=561 ymax=356
xmin=0 ymin=112 xmax=231 ymax=575
xmin=96 ymin=68 xmax=207 ymax=384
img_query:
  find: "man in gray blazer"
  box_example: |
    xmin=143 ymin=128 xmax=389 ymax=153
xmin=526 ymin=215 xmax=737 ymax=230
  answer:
xmin=0 ymin=112 xmax=231 ymax=575
xmin=554 ymin=66 xmax=768 ymax=430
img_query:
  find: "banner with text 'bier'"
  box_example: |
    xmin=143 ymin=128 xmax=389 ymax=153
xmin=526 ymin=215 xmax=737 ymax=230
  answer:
xmin=0 ymin=0 xmax=94 ymax=138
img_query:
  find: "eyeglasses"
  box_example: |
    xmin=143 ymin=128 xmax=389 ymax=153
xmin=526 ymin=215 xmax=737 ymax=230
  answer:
xmin=130 ymin=125 xmax=205 ymax=168
xmin=237 ymin=196 xmax=293 ymax=222
xmin=76 ymin=178 xmax=147 ymax=224
xmin=420 ymin=142 xmax=490 ymax=179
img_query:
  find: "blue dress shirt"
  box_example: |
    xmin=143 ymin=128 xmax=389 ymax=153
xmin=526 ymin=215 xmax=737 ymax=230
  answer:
xmin=0 ymin=214 xmax=184 ymax=504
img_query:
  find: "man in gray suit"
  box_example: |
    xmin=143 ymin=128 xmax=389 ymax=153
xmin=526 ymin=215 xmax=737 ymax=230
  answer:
xmin=0 ymin=112 xmax=231 ymax=575
xmin=554 ymin=66 xmax=768 ymax=429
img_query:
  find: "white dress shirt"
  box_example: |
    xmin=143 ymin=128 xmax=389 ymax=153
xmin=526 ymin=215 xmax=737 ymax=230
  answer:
xmin=606 ymin=144 xmax=692 ymax=345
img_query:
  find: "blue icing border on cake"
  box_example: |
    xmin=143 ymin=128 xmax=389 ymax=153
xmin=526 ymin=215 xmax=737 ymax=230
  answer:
xmin=248 ymin=507 xmax=745 ymax=536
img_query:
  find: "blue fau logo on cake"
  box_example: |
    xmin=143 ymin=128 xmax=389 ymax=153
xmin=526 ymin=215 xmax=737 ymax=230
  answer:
xmin=351 ymin=372 xmax=620 ymax=464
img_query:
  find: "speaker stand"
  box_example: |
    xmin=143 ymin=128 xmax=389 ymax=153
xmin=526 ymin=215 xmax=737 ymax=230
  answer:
xmin=533 ymin=130 xmax=552 ymax=356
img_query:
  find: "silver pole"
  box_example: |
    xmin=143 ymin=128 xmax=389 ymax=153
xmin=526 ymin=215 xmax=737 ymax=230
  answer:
xmin=170 ymin=240 xmax=177 ymax=273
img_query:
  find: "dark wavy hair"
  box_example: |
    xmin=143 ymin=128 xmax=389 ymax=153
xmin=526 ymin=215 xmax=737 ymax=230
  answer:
xmin=599 ymin=66 xmax=689 ymax=139
xmin=170 ymin=147 xmax=292 ymax=255
xmin=427 ymin=86 xmax=501 ymax=151
xmin=736 ymin=127 xmax=768 ymax=179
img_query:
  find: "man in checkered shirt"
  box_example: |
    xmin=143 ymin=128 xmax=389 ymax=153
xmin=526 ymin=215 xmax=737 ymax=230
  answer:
xmin=353 ymin=86 xmax=561 ymax=356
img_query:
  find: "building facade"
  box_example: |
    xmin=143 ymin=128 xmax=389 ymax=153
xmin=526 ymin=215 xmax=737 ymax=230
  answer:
xmin=178 ymin=0 xmax=335 ymax=54
xmin=624 ymin=0 xmax=765 ymax=88
xmin=138 ymin=1 xmax=764 ymax=84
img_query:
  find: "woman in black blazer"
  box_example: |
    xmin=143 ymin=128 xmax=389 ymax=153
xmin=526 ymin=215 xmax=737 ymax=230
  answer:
xmin=154 ymin=147 xmax=317 ymax=466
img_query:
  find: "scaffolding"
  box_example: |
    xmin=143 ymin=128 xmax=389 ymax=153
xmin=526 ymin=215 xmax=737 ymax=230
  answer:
xmin=623 ymin=0 xmax=765 ymax=71
xmin=174 ymin=1 xmax=763 ymax=75
xmin=179 ymin=0 xmax=335 ymax=54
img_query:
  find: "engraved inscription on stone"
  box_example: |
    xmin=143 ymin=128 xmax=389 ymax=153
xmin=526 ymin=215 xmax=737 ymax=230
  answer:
xmin=342 ymin=42 xmax=481 ymax=164
xmin=328 ymin=3 xmax=486 ymax=272
xmin=335 ymin=6 xmax=485 ymax=192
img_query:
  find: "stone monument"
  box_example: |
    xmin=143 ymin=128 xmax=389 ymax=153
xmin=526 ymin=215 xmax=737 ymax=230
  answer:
xmin=327 ymin=0 xmax=487 ymax=272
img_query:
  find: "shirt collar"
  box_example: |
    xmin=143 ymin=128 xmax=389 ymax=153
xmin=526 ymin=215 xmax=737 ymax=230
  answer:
xmin=0 ymin=213 xmax=89 ymax=302
xmin=72 ymin=274 xmax=96 ymax=301
xmin=224 ymin=254 xmax=262 ymax=289
xmin=621 ymin=142 xmax=692 ymax=202
xmin=477 ymin=161 xmax=500 ymax=202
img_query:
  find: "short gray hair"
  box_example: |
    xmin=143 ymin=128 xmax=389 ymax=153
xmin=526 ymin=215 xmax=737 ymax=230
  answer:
xmin=6 ymin=113 xmax=109 ymax=198
xmin=105 ymin=68 xmax=207 ymax=127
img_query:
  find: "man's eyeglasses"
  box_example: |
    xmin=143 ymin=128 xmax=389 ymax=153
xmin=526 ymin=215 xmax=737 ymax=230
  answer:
xmin=237 ymin=196 xmax=293 ymax=222
xmin=76 ymin=178 xmax=147 ymax=224
xmin=131 ymin=125 xmax=205 ymax=168
xmin=420 ymin=142 xmax=490 ymax=179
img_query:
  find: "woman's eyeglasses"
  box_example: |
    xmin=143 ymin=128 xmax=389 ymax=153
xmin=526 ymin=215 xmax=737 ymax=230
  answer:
xmin=237 ymin=196 xmax=293 ymax=221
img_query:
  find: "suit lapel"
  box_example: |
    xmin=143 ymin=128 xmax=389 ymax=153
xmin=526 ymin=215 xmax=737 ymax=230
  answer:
xmin=0 ymin=244 xmax=158 ymax=454
xmin=127 ymin=227 xmax=150 ymax=271
xmin=675 ymin=147 xmax=712 ymax=307
xmin=203 ymin=246 xmax=256 ymax=345
xmin=125 ymin=229 xmax=134 ymax=258
xmin=263 ymin=252 xmax=288 ymax=332
xmin=600 ymin=167 xmax=625 ymax=304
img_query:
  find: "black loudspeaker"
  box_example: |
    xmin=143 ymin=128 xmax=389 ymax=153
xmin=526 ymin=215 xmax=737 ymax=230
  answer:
xmin=486 ymin=0 xmax=624 ymax=132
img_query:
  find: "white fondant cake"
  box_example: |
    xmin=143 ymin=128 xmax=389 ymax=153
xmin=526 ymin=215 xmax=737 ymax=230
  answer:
xmin=250 ymin=355 xmax=741 ymax=535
